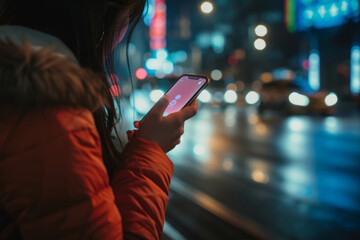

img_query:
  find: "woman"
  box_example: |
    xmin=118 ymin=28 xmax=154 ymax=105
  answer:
xmin=0 ymin=0 xmax=197 ymax=239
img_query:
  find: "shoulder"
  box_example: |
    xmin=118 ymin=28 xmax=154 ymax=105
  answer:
xmin=27 ymin=107 xmax=98 ymax=144
xmin=0 ymin=107 xmax=99 ymax=158
xmin=0 ymin=37 xmax=107 ymax=112
xmin=43 ymin=107 xmax=96 ymax=134
xmin=0 ymin=107 xmax=122 ymax=239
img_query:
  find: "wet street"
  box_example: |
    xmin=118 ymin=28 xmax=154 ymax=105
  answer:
xmin=3 ymin=0 xmax=360 ymax=239
xmin=163 ymin=104 xmax=360 ymax=240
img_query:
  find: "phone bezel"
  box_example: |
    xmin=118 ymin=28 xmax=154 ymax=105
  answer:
xmin=163 ymin=74 xmax=210 ymax=110
xmin=141 ymin=74 xmax=210 ymax=121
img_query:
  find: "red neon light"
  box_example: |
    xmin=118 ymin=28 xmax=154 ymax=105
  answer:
xmin=150 ymin=0 xmax=166 ymax=50
xmin=136 ymin=68 xmax=148 ymax=80
xmin=109 ymin=73 xmax=121 ymax=97
xmin=302 ymin=59 xmax=310 ymax=70
xmin=228 ymin=56 xmax=238 ymax=66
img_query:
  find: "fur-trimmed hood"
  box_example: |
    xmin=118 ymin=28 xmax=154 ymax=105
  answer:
xmin=0 ymin=25 xmax=107 ymax=112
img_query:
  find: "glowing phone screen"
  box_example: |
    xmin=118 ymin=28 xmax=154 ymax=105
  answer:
xmin=163 ymin=75 xmax=207 ymax=117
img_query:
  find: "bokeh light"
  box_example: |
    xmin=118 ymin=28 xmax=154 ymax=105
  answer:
xmin=228 ymin=56 xmax=238 ymax=65
xmin=245 ymin=91 xmax=260 ymax=104
xmin=226 ymin=83 xmax=237 ymax=91
xmin=213 ymin=91 xmax=224 ymax=102
xmin=198 ymin=90 xmax=212 ymax=103
xmin=161 ymin=60 xmax=174 ymax=74
xmin=260 ymin=72 xmax=273 ymax=83
xmin=289 ymin=92 xmax=310 ymax=106
xmin=146 ymin=58 xmax=161 ymax=70
xmin=255 ymin=25 xmax=268 ymax=37
xmin=193 ymin=144 xmax=206 ymax=156
xmin=224 ymin=90 xmax=238 ymax=104
xmin=150 ymin=89 xmax=164 ymax=102
xmin=324 ymin=92 xmax=338 ymax=106
xmin=235 ymin=81 xmax=245 ymax=91
xmin=254 ymin=39 xmax=266 ymax=50
xmin=200 ymin=1 xmax=214 ymax=14
xmin=234 ymin=49 xmax=246 ymax=60
xmin=222 ymin=158 xmax=233 ymax=171
xmin=252 ymin=170 xmax=269 ymax=184
xmin=211 ymin=69 xmax=223 ymax=81
xmin=156 ymin=49 xmax=168 ymax=60
xmin=135 ymin=68 xmax=148 ymax=80
xmin=131 ymin=90 xmax=151 ymax=114
xmin=302 ymin=59 xmax=310 ymax=70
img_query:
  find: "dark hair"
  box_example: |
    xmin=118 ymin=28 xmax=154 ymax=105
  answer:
xmin=0 ymin=0 xmax=147 ymax=177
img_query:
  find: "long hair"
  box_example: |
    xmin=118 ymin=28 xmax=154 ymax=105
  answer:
xmin=0 ymin=0 xmax=147 ymax=177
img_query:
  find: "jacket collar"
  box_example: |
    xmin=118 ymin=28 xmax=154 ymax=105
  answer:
xmin=0 ymin=25 xmax=78 ymax=65
xmin=0 ymin=25 xmax=106 ymax=112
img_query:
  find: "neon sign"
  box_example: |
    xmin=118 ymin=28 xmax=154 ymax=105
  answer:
xmin=285 ymin=0 xmax=360 ymax=32
xmin=150 ymin=0 xmax=166 ymax=50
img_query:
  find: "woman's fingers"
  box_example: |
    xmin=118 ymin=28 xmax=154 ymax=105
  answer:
xmin=146 ymin=95 xmax=170 ymax=120
xmin=126 ymin=130 xmax=134 ymax=141
xmin=133 ymin=121 xmax=140 ymax=128
xmin=136 ymin=97 xmax=198 ymax=153
xmin=163 ymin=137 xmax=182 ymax=153
xmin=126 ymin=130 xmax=138 ymax=141
xmin=170 ymin=138 xmax=181 ymax=152
xmin=178 ymin=99 xmax=198 ymax=121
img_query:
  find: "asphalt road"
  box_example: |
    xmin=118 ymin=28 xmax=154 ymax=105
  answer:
xmin=165 ymin=104 xmax=360 ymax=240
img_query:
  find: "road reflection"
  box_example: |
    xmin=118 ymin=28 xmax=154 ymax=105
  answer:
xmin=167 ymin=105 xmax=360 ymax=239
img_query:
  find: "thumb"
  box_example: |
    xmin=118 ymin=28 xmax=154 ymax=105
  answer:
xmin=126 ymin=130 xmax=139 ymax=141
xmin=147 ymin=95 xmax=170 ymax=120
xmin=133 ymin=121 xmax=140 ymax=129
xmin=126 ymin=130 xmax=135 ymax=141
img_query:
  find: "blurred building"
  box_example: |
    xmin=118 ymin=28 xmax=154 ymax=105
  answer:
xmin=115 ymin=0 xmax=360 ymax=115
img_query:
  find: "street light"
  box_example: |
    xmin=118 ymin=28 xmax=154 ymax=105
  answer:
xmin=255 ymin=25 xmax=268 ymax=37
xmin=254 ymin=38 xmax=266 ymax=50
xmin=210 ymin=69 xmax=223 ymax=80
xmin=201 ymin=1 xmax=214 ymax=14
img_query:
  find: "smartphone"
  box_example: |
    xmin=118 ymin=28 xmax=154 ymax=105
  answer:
xmin=144 ymin=74 xmax=210 ymax=118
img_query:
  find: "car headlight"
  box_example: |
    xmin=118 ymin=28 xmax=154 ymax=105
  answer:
xmin=288 ymin=92 xmax=309 ymax=107
xmin=324 ymin=92 xmax=338 ymax=107
xmin=245 ymin=91 xmax=260 ymax=104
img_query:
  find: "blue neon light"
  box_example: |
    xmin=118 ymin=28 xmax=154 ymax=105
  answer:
xmin=309 ymin=51 xmax=320 ymax=91
xmin=297 ymin=0 xmax=360 ymax=30
xmin=143 ymin=0 xmax=155 ymax=26
xmin=351 ymin=45 xmax=360 ymax=95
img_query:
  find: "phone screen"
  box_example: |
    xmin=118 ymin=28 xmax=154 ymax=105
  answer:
xmin=162 ymin=75 xmax=208 ymax=117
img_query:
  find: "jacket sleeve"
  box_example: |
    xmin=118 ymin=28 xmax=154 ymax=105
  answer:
xmin=111 ymin=137 xmax=174 ymax=240
xmin=0 ymin=112 xmax=123 ymax=239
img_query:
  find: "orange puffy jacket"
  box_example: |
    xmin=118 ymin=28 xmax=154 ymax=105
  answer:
xmin=0 ymin=26 xmax=173 ymax=239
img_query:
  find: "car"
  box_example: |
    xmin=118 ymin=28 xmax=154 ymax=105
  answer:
xmin=258 ymin=80 xmax=296 ymax=114
xmin=258 ymin=80 xmax=337 ymax=116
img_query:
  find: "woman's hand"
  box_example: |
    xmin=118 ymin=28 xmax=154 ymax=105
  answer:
xmin=127 ymin=95 xmax=198 ymax=153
